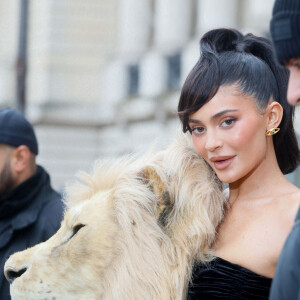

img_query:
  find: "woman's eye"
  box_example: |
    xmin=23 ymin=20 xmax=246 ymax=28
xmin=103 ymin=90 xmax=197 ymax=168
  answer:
xmin=221 ymin=118 xmax=236 ymax=127
xmin=191 ymin=127 xmax=206 ymax=135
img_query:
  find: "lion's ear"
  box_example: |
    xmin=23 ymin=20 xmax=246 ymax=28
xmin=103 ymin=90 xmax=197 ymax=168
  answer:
xmin=140 ymin=166 xmax=172 ymax=227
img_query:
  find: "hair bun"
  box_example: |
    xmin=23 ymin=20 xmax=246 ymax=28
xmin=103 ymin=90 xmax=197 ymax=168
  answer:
xmin=200 ymin=28 xmax=242 ymax=54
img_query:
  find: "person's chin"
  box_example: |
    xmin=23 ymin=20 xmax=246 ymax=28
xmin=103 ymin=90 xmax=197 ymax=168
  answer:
xmin=214 ymin=171 xmax=237 ymax=184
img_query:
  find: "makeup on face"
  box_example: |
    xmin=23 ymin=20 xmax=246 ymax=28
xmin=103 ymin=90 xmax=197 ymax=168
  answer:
xmin=189 ymin=85 xmax=268 ymax=183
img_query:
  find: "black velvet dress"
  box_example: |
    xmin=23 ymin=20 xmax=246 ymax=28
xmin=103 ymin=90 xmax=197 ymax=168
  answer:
xmin=188 ymin=257 xmax=272 ymax=300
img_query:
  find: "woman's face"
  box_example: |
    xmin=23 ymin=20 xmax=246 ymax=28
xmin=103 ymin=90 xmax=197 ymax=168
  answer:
xmin=189 ymin=85 xmax=268 ymax=184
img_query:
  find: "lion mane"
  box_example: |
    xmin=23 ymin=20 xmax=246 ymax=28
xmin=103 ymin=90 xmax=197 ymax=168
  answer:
xmin=4 ymin=132 xmax=226 ymax=300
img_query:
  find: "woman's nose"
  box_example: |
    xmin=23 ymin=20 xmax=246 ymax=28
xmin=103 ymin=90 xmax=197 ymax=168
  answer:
xmin=205 ymin=133 xmax=222 ymax=152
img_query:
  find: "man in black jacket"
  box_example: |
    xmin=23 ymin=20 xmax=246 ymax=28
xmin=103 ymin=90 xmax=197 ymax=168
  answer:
xmin=0 ymin=107 xmax=64 ymax=300
xmin=270 ymin=1 xmax=300 ymax=299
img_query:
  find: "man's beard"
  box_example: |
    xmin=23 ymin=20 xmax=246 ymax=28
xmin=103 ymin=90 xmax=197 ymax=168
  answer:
xmin=0 ymin=159 xmax=16 ymax=196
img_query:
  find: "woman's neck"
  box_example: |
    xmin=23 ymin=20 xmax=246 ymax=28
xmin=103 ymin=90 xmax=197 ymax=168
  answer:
xmin=228 ymin=148 xmax=290 ymax=205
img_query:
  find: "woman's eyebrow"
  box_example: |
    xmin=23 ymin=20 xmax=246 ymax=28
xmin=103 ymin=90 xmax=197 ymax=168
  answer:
xmin=211 ymin=109 xmax=238 ymax=120
xmin=188 ymin=118 xmax=201 ymax=124
xmin=188 ymin=109 xmax=238 ymax=124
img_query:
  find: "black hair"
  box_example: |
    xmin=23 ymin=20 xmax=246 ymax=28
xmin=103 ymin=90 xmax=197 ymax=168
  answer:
xmin=178 ymin=28 xmax=300 ymax=174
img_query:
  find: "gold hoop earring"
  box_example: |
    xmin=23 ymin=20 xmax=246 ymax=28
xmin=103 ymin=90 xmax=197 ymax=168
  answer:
xmin=266 ymin=128 xmax=280 ymax=136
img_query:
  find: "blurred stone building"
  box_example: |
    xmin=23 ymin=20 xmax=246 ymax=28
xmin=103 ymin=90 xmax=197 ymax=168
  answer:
xmin=0 ymin=0 xmax=299 ymax=189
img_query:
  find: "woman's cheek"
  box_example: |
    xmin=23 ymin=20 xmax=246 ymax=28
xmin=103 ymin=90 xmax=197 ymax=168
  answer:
xmin=192 ymin=136 xmax=207 ymax=158
xmin=228 ymin=124 xmax=252 ymax=148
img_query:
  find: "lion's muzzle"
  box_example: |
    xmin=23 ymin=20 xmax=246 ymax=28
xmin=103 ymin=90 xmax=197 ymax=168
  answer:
xmin=4 ymin=266 xmax=27 ymax=284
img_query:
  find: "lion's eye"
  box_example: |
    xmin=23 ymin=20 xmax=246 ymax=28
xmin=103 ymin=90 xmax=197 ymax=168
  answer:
xmin=71 ymin=224 xmax=86 ymax=239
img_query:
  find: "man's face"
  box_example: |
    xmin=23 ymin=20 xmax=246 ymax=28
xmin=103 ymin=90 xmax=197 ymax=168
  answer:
xmin=286 ymin=58 xmax=300 ymax=106
xmin=0 ymin=145 xmax=16 ymax=196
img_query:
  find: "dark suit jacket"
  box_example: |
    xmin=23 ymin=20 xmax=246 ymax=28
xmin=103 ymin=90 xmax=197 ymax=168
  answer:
xmin=0 ymin=167 xmax=64 ymax=300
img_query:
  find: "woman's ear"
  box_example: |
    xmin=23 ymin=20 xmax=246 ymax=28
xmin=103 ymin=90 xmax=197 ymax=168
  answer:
xmin=266 ymin=101 xmax=283 ymax=129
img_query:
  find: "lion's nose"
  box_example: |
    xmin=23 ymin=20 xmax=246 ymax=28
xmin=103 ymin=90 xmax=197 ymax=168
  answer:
xmin=4 ymin=267 xmax=27 ymax=284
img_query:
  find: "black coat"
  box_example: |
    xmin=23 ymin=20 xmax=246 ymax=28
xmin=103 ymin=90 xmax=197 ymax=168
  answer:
xmin=0 ymin=166 xmax=64 ymax=300
xmin=269 ymin=205 xmax=300 ymax=300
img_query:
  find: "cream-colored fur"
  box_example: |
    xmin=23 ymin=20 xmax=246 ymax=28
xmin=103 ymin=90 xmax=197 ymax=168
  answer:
xmin=4 ymin=132 xmax=226 ymax=300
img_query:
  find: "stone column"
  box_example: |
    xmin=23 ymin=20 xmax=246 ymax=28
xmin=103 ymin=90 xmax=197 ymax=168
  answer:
xmin=27 ymin=0 xmax=118 ymax=118
xmin=181 ymin=40 xmax=199 ymax=85
xmin=117 ymin=0 xmax=152 ymax=60
xmin=196 ymin=0 xmax=239 ymax=35
xmin=0 ymin=0 xmax=19 ymax=106
xmin=99 ymin=60 xmax=128 ymax=105
xmin=241 ymin=0 xmax=274 ymax=35
xmin=154 ymin=0 xmax=192 ymax=53
xmin=139 ymin=51 xmax=168 ymax=97
xmin=100 ymin=0 xmax=152 ymax=108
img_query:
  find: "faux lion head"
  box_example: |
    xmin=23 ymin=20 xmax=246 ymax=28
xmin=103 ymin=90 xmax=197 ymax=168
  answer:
xmin=4 ymin=132 xmax=226 ymax=300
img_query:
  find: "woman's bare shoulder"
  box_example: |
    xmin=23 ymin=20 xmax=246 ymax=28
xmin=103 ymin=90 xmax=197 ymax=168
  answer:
xmin=275 ymin=188 xmax=300 ymax=222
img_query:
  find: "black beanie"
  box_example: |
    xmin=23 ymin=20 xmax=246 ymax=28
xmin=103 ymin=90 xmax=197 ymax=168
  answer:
xmin=0 ymin=107 xmax=38 ymax=154
xmin=270 ymin=0 xmax=300 ymax=64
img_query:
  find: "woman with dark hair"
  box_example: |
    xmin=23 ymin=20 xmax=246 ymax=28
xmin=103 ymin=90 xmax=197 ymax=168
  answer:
xmin=178 ymin=28 xmax=300 ymax=300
